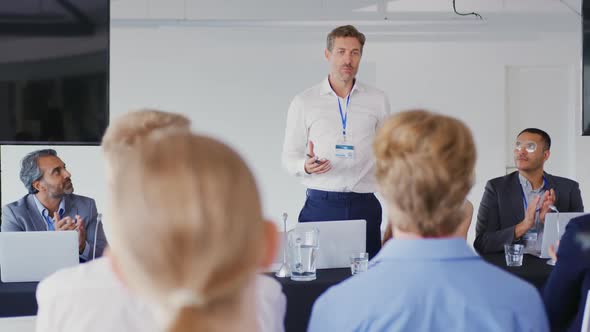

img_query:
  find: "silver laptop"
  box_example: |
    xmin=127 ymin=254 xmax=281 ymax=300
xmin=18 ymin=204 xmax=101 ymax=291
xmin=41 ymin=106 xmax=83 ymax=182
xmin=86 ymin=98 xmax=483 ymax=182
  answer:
xmin=0 ymin=231 xmax=79 ymax=282
xmin=287 ymin=220 xmax=366 ymax=269
xmin=537 ymin=212 xmax=587 ymax=258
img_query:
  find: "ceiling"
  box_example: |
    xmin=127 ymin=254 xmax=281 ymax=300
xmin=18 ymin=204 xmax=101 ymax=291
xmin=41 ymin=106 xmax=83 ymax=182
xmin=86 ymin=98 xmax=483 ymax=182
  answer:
xmin=0 ymin=0 xmax=582 ymax=39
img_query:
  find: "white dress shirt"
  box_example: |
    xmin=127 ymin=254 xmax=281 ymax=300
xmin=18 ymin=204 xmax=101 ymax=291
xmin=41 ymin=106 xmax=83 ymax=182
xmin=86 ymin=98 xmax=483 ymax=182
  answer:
xmin=282 ymin=77 xmax=390 ymax=193
xmin=36 ymin=257 xmax=157 ymax=332
xmin=36 ymin=257 xmax=286 ymax=332
xmin=255 ymin=275 xmax=287 ymax=332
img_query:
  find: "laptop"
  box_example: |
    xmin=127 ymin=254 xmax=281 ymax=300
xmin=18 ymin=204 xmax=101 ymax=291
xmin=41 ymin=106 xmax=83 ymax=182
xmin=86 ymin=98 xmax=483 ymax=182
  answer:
xmin=537 ymin=212 xmax=587 ymax=259
xmin=271 ymin=219 xmax=366 ymax=270
xmin=0 ymin=231 xmax=79 ymax=283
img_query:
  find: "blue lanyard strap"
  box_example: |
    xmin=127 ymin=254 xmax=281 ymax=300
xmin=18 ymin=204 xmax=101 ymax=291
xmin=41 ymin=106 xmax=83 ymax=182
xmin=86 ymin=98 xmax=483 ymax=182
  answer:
xmin=521 ymin=176 xmax=547 ymax=210
xmin=337 ymin=94 xmax=351 ymax=137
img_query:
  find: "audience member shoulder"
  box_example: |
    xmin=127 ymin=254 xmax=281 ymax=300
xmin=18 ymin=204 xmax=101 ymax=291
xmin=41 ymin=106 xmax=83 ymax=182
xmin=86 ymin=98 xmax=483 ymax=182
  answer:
xmin=66 ymin=193 xmax=96 ymax=203
xmin=547 ymin=173 xmax=580 ymax=188
xmin=256 ymin=274 xmax=283 ymax=295
xmin=567 ymin=214 xmax=590 ymax=232
xmin=3 ymin=195 xmax=28 ymax=209
xmin=489 ymin=171 xmax=519 ymax=185
xmin=37 ymin=258 xmax=113 ymax=300
xmin=483 ymin=260 xmax=539 ymax=295
xmin=483 ymin=171 xmax=519 ymax=192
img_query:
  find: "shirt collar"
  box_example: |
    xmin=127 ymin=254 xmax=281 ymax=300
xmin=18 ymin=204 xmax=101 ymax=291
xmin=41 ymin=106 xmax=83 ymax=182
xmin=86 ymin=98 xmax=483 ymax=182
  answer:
xmin=518 ymin=173 xmax=546 ymax=193
xmin=33 ymin=195 xmax=65 ymax=219
xmin=370 ymin=238 xmax=478 ymax=266
xmin=319 ymin=76 xmax=365 ymax=96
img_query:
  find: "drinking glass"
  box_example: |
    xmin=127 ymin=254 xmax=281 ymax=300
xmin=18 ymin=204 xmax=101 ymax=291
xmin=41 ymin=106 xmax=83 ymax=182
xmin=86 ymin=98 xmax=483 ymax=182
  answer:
xmin=287 ymin=227 xmax=319 ymax=281
xmin=504 ymin=244 xmax=524 ymax=267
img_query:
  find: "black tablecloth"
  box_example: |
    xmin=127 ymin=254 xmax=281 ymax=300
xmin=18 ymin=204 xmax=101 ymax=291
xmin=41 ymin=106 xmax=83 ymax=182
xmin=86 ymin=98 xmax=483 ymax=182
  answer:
xmin=482 ymin=253 xmax=554 ymax=290
xmin=272 ymin=268 xmax=351 ymax=332
xmin=0 ymin=281 xmax=38 ymax=317
xmin=271 ymin=253 xmax=554 ymax=332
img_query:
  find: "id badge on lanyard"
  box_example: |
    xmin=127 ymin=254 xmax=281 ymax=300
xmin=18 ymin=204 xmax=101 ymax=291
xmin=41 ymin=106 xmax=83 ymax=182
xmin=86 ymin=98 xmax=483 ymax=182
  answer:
xmin=334 ymin=94 xmax=355 ymax=160
xmin=521 ymin=176 xmax=548 ymax=243
xmin=335 ymin=135 xmax=354 ymax=159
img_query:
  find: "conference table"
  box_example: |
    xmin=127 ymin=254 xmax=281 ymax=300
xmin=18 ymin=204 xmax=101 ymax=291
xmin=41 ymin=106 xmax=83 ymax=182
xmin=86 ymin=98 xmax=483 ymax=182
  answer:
xmin=0 ymin=253 xmax=553 ymax=332
xmin=0 ymin=279 xmax=37 ymax=318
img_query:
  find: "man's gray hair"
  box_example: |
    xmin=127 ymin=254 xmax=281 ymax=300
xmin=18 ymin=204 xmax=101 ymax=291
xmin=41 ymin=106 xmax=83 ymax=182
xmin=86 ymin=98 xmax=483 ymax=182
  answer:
xmin=20 ymin=149 xmax=57 ymax=194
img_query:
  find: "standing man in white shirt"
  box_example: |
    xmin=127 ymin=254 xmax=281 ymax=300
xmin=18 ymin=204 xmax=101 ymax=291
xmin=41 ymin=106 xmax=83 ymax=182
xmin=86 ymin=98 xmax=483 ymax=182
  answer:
xmin=282 ymin=25 xmax=390 ymax=258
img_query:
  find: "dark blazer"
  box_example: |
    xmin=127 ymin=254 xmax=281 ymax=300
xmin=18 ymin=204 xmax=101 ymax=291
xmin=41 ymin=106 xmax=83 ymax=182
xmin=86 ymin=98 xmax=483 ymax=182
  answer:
xmin=543 ymin=214 xmax=590 ymax=332
xmin=1 ymin=194 xmax=108 ymax=260
xmin=474 ymin=171 xmax=584 ymax=254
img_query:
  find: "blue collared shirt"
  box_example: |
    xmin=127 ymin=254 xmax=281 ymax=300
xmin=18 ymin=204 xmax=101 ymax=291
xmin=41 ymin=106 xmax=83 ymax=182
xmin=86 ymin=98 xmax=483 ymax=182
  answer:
xmin=33 ymin=196 xmax=65 ymax=231
xmin=518 ymin=173 xmax=547 ymax=226
xmin=308 ymin=238 xmax=549 ymax=332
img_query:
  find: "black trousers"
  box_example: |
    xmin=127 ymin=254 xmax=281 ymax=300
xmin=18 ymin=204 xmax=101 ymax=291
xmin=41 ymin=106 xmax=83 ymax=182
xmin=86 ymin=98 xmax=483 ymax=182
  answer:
xmin=298 ymin=189 xmax=382 ymax=259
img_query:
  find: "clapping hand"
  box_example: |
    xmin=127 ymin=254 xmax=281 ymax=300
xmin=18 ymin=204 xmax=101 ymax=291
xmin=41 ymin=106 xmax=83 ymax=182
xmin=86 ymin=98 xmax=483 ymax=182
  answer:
xmin=539 ymin=189 xmax=556 ymax=224
xmin=54 ymin=213 xmax=87 ymax=254
xmin=53 ymin=212 xmax=77 ymax=231
xmin=75 ymin=215 xmax=87 ymax=254
xmin=523 ymin=195 xmax=542 ymax=230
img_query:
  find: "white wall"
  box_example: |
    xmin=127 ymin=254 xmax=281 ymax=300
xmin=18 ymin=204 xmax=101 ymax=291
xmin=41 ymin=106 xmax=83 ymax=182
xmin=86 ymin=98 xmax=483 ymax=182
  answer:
xmin=2 ymin=8 xmax=589 ymax=245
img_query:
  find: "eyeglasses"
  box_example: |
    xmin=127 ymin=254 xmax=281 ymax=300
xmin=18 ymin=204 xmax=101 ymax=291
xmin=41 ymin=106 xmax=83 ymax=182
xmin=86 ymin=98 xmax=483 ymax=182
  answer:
xmin=515 ymin=141 xmax=537 ymax=153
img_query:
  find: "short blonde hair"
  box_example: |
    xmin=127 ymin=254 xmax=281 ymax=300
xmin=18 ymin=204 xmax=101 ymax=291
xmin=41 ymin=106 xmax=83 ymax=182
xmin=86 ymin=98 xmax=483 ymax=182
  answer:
xmin=100 ymin=109 xmax=191 ymax=242
xmin=374 ymin=110 xmax=476 ymax=237
xmin=104 ymin=116 xmax=264 ymax=331
xmin=102 ymin=109 xmax=190 ymax=151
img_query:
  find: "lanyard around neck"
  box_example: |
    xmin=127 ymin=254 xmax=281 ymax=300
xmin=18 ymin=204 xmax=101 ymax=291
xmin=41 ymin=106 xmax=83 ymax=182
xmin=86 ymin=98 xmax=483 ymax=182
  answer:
xmin=337 ymin=94 xmax=351 ymax=137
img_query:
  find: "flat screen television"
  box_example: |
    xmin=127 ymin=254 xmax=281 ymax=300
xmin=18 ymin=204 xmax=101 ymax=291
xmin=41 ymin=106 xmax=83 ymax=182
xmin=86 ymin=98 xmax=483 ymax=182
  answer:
xmin=0 ymin=0 xmax=109 ymax=145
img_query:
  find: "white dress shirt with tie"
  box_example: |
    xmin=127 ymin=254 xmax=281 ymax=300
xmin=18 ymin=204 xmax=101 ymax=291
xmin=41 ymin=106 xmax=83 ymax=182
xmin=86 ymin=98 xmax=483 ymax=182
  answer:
xmin=282 ymin=77 xmax=390 ymax=193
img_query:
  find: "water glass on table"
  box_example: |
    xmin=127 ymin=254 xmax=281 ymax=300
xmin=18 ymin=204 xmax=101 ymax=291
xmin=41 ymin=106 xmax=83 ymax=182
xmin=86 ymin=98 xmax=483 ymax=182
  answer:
xmin=504 ymin=244 xmax=524 ymax=267
xmin=350 ymin=252 xmax=369 ymax=275
xmin=287 ymin=227 xmax=319 ymax=281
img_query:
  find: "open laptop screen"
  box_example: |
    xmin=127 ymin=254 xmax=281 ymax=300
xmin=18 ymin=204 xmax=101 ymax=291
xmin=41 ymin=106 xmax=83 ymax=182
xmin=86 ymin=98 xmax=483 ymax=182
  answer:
xmin=0 ymin=231 xmax=78 ymax=282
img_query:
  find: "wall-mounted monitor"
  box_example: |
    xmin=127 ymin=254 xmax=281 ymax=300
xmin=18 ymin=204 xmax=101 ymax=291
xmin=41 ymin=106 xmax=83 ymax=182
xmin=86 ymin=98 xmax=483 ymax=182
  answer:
xmin=0 ymin=0 xmax=109 ymax=145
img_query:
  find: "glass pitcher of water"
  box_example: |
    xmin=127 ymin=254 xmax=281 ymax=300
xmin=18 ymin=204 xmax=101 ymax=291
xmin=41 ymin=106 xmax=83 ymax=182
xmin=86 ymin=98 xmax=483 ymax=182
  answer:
xmin=287 ymin=227 xmax=319 ymax=281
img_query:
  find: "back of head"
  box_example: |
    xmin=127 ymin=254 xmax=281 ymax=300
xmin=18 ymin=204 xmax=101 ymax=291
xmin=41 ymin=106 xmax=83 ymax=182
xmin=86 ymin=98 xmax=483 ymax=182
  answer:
xmin=107 ymin=130 xmax=265 ymax=332
xmin=102 ymin=109 xmax=190 ymax=152
xmin=373 ymin=110 xmax=476 ymax=237
xmin=101 ymin=109 xmax=191 ymax=242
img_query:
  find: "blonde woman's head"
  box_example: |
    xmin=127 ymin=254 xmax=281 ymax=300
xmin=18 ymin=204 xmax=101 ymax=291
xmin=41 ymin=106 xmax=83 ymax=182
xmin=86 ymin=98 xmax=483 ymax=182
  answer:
xmin=374 ymin=110 xmax=476 ymax=237
xmin=102 ymin=108 xmax=190 ymax=152
xmin=102 ymin=111 xmax=274 ymax=332
xmin=101 ymin=109 xmax=191 ymax=241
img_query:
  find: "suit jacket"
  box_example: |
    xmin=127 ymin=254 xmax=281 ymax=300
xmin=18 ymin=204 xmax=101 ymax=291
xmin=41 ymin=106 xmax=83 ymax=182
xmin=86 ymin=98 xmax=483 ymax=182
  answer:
xmin=1 ymin=194 xmax=107 ymax=261
xmin=543 ymin=214 xmax=590 ymax=332
xmin=474 ymin=171 xmax=584 ymax=254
